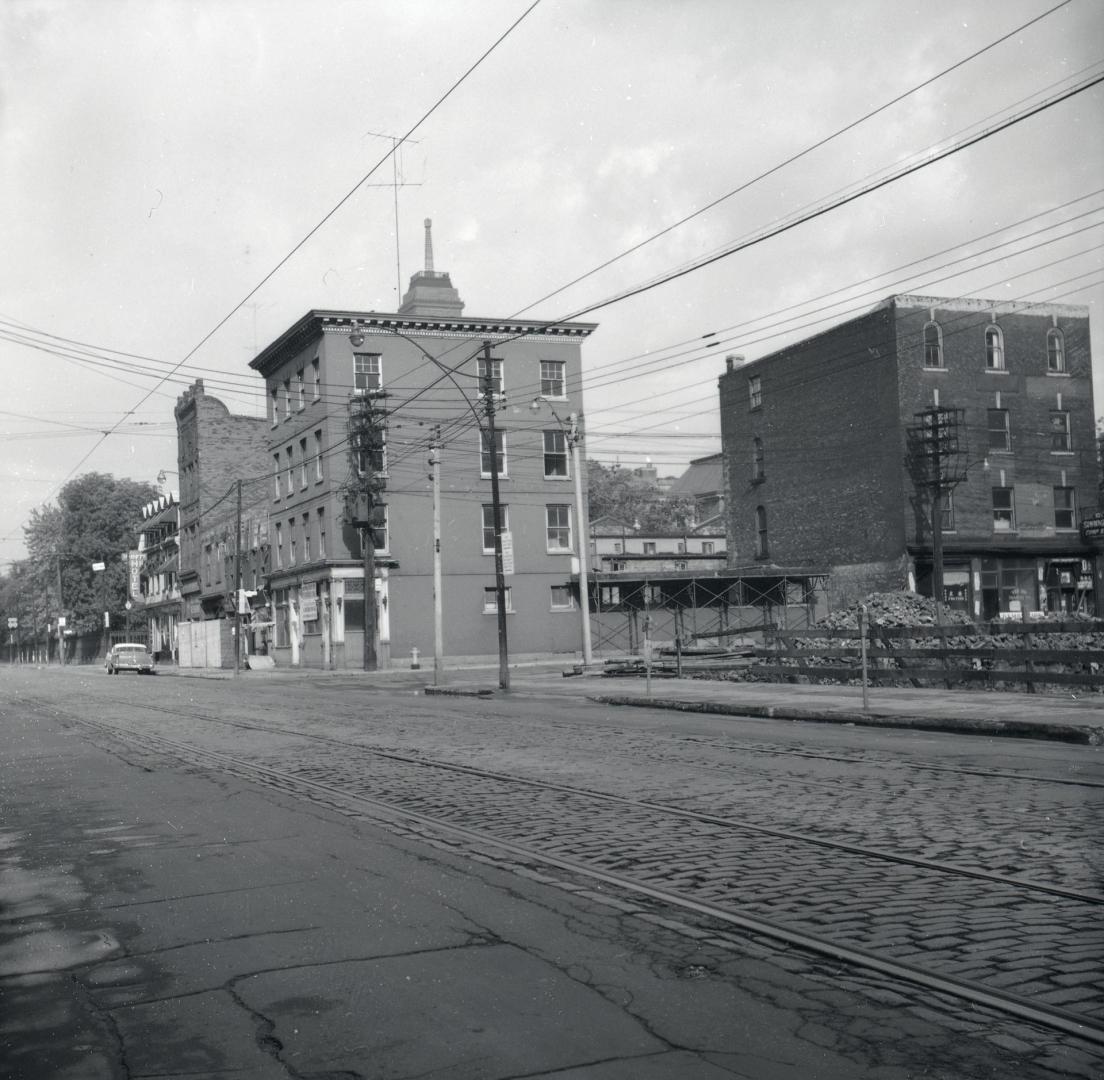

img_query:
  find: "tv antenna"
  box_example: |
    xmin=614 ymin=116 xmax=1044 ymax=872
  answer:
xmin=363 ymin=130 xmax=424 ymax=298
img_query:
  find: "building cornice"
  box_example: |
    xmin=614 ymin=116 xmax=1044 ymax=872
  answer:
xmin=250 ymin=309 xmax=598 ymax=375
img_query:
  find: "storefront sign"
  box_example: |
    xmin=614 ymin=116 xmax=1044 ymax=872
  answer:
xmin=300 ymin=596 xmax=318 ymax=622
xmin=1080 ymin=512 xmax=1104 ymax=541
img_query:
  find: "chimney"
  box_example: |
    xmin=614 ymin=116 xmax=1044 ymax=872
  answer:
xmin=725 ymin=353 xmax=745 ymax=372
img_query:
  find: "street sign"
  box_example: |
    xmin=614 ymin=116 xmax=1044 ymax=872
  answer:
xmin=501 ymin=531 xmax=515 ymax=576
xmin=57 ymin=616 xmax=66 ymax=628
xmin=92 ymin=561 xmax=106 ymax=572
xmin=6 ymin=617 xmax=16 ymax=629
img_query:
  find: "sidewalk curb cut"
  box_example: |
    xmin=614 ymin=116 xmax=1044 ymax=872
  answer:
xmin=587 ymin=695 xmax=1104 ymax=746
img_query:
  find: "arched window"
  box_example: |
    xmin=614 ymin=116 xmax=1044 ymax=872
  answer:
xmin=1047 ymin=328 xmax=1065 ymax=373
xmin=984 ymin=325 xmax=1004 ymax=370
xmin=755 ymin=506 xmax=768 ymax=559
xmin=751 ymin=436 xmax=765 ymax=482
xmin=923 ymin=321 xmax=943 ymax=368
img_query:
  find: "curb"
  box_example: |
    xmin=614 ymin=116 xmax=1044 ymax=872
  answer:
xmin=587 ymin=694 xmax=1104 ymax=746
xmin=424 ymin=686 xmax=495 ymax=698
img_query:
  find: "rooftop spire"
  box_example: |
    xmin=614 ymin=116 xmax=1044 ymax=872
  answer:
xmin=399 ymin=219 xmax=464 ymax=317
xmin=424 ymin=218 xmax=434 ymax=272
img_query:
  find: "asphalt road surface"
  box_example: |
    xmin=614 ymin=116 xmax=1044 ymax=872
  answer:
xmin=2 ymin=665 xmax=1101 ymax=1079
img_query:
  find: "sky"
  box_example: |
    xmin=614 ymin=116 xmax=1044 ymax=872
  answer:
xmin=2 ymin=0 xmax=1102 ymax=569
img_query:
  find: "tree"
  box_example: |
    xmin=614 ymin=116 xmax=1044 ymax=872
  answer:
xmin=23 ymin=472 xmax=159 ymax=634
xmin=586 ymin=461 xmax=697 ymax=533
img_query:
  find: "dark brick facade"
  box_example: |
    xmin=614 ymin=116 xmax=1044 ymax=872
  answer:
xmin=720 ymin=296 xmax=1101 ymax=616
xmin=174 ymin=381 xmax=271 ymax=622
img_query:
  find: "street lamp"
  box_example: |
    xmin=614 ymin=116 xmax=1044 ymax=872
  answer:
xmin=92 ymin=559 xmax=108 ymax=657
xmin=529 ymin=397 xmax=593 ymax=667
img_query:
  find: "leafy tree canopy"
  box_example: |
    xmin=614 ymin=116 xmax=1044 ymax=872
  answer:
xmin=17 ymin=472 xmax=159 ymax=633
xmin=586 ymin=460 xmax=696 ymax=533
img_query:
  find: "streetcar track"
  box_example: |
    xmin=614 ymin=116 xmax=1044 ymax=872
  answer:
xmin=60 ymin=708 xmax=1104 ymax=1048
xmin=75 ymin=693 xmax=1104 ymax=906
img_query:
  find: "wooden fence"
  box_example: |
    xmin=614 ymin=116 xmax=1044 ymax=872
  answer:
xmin=755 ymin=622 xmax=1104 ymax=692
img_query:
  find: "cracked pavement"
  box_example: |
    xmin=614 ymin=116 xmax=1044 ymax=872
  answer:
xmin=1 ymin=668 xmax=1102 ymax=1078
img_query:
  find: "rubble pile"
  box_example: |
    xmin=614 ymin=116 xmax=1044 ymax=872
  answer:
xmin=702 ymin=591 xmax=1102 ymax=693
xmin=816 ymin=591 xmax=974 ymax=630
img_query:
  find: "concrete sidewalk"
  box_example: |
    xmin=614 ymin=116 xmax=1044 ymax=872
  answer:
xmin=76 ymin=656 xmax=1104 ymax=745
xmin=430 ymin=667 xmax=1104 ymax=746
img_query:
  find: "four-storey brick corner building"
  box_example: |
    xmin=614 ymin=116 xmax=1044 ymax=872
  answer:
xmin=719 ymin=295 xmax=1102 ymax=619
xmin=174 ymin=380 xmax=272 ymax=666
xmin=249 ymin=223 xmax=597 ymax=669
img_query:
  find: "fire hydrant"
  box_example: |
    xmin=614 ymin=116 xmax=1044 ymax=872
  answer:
xmin=411 ymin=646 xmax=421 ymax=670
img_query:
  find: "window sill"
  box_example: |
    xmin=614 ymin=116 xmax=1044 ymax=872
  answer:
xmin=546 ymin=549 xmax=573 ymax=556
xmin=983 ymin=369 xmax=1009 ymax=375
xmin=543 ymin=475 xmax=571 ymax=482
xmin=1050 ymin=451 xmax=1074 ymax=457
xmin=1046 ymin=371 xmax=1071 ymax=377
xmin=922 ymin=366 xmax=947 ymax=372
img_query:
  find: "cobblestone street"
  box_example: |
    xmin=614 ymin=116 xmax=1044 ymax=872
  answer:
xmin=3 ymin=666 xmax=1102 ymax=1078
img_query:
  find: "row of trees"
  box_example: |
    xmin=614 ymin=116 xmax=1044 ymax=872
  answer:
xmin=1 ymin=473 xmax=160 ymax=652
xmin=585 ymin=460 xmax=697 ymax=531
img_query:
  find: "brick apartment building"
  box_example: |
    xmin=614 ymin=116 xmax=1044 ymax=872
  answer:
xmin=719 ymin=295 xmax=1102 ymax=618
xmin=249 ymin=224 xmax=597 ymax=668
xmin=135 ymin=491 xmax=179 ymax=660
xmin=174 ymin=380 xmax=272 ymax=665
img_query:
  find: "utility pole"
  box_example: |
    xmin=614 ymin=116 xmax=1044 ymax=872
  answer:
xmin=348 ymin=390 xmax=388 ymax=671
xmin=55 ymin=554 xmax=65 ymax=665
xmin=568 ymin=412 xmax=593 ymax=666
xmin=430 ymin=427 xmax=443 ymax=684
xmin=482 ymin=341 xmax=510 ymax=691
xmin=906 ymin=406 xmax=965 ymax=627
xmin=233 ymin=478 xmax=242 ymax=677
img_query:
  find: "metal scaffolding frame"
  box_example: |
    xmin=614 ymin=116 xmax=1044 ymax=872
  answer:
xmin=587 ymin=566 xmax=829 ymax=655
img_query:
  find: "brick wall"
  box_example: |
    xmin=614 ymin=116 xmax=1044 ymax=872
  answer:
xmin=719 ymin=306 xmax=906 ymax=570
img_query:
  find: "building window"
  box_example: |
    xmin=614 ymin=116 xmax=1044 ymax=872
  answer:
xmin=314 ymin=430 xmax=324 ymax=481
xmin=299 ymin=438 xmax=308 ymax=488
xmin=987 ymin=409 xmax=1010 ymax=452
xmin=546 ymin=504 xmax=572 ymax=552
xmin=612 ymin=541 xmax=622 ymax=554
xmin=288 ymin=519 xmax=297 ymax=566
xmin=273 ymin=453 xmax=281 ymax=499
xmin=285 ymin=447 xmax=294 ymax=496
xmin=748 ymin=374 xmax=762 ymax=410
xmin=317 ymin=508 xmax=326 ymax=559
xmin=296 ymin=369 xmax=305 ymax=410
xmin=985 ymin=325 xmax=1005 ymax=370
xmin=282 ymin=379 xmax=292 ymax=419
xmin=751 ymin=436 xmax=765 ymax=482
xmin=941 ymin=491 xmax=955 ymax=532
xmin=642 ymin=541 xmax=657 ymax=555
xmin=702 ymin=542 xmax=715 ymax=555
xmin=477 ymin=356 xmax=504 ymax=396
xmin=483 ymin=586 xmax=513 ymax=614
xmin=369 ymin=505 xmax=389 ymax=553
xmin=755 ymin=505 xmax=769 ymax=558
xmin=275 ymin=523 xmax=283 ymax=568
xmin=550 ymin=584 xmax=574 ymax=610
xmin=992 ymin=487 xmax=1015 ymax=531
xmin=203 ymin=544 xmax=212 ymax=586
xmin=540 ymin=360 xmax=565 ymax=398
xmin=923 ymin=321 xmax=944 ymax=368
xmin=1054 ymin=487 xmax=1076 ymax=530
xmin=543 ymin=430 xmax=568 ymax=477
xmin=482 ymin=504 xmax=508 ymax=553
xmin=1047 ymin=329 xmax=1065 ymax=373
xmin=312 ymin=357 xmax=321 ymax=400
xmin=480 ymin=430 xmax=506 ymax=477
xmin=270 ymin=387 xmax=279 ymax=427
xmin=353 ymin=353 xmax=382 ymax=394
xmin=1050 ymin=410 xmax=1072 ymax=452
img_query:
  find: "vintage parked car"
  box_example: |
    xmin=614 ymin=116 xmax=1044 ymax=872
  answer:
xmin=105 ymin=643 xmax=156 ymax=675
